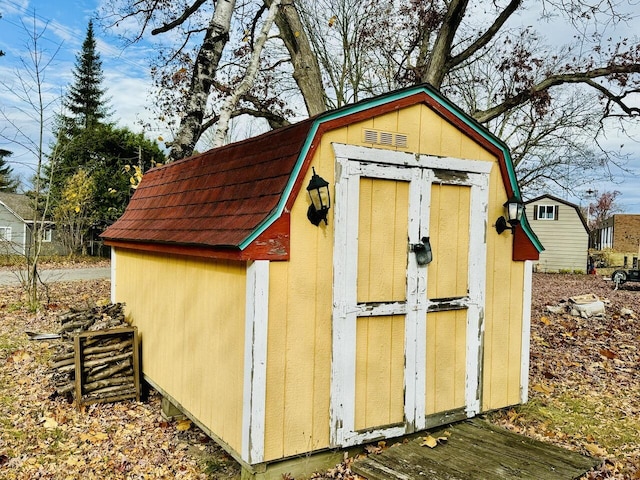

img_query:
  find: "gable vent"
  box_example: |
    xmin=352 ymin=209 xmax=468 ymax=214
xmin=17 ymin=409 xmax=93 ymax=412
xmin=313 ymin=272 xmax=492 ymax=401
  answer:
xmin=362 ymin=129 xmax=409 ymax=149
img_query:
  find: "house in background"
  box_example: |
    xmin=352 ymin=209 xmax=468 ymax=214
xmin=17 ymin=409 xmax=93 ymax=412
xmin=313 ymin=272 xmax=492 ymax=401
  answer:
xmin=525 ymin=194 xmax=589 ymax=273
xmin=591 ymin=214 xmax=640 ymax=268
xmin=0 ymin=192 xmax=65 ymax=256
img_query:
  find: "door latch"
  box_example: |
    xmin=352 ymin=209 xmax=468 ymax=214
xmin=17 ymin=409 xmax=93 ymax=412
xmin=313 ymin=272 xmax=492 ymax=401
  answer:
xmin=411 ymin=236 xmax=433 ymax=266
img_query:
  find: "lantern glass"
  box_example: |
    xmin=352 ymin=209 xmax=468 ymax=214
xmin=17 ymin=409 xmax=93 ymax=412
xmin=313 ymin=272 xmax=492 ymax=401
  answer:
xmin=504 ymin=196 xmax=524 ymax=226
xmin=306 ymin=167 xmax=331 ymax=226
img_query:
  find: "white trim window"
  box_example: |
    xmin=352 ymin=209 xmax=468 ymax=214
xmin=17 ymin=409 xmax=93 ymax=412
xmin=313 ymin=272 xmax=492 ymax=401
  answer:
xmin=42 ymin=228 xmax=52 ymax=242
xmin=535 ymin=204 xmax=558 ymax=220
xmin=0 ymin=226 xmax=11 ymax=241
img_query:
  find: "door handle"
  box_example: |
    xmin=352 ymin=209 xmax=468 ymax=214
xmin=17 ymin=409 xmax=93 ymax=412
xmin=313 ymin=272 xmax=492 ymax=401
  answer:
xmin=411 ymin=236 xmax=433 ymax=266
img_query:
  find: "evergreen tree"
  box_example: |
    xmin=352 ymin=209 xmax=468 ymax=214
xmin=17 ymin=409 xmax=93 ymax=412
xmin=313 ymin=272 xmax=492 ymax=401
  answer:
xmin=0 ymin=148 xmax=19 ymax=192
xmin=59 ymin=20 xmax=109 ymax=133
xmin=47 ymin=21 xmax=165 ymax=254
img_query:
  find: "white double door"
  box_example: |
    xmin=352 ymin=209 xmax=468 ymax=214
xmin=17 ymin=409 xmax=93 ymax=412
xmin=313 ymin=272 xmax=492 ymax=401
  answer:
xmin=330 ymin=144 xmax=491 ymax=447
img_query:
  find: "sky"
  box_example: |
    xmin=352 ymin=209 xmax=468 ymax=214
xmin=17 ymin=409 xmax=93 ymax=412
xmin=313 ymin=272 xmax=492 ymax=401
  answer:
xmin=1 ymin=0 xmax=639 ymax=213
xmin=0 ymin=0 xmax=161 ymax=182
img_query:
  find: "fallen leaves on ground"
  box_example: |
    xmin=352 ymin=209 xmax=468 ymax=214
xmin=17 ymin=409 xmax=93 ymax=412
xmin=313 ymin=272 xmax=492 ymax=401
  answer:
xmin=490 ymin=273 xmax=640 ymax=479
xmin=0 ymin=279 xmax=239 ymax=479
xmin=2 ymin=272 xmax=639 ymax=479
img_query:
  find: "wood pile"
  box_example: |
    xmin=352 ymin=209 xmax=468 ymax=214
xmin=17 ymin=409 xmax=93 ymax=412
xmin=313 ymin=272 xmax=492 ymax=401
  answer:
xmin=50 ymin=303 xmax=139 ymax=404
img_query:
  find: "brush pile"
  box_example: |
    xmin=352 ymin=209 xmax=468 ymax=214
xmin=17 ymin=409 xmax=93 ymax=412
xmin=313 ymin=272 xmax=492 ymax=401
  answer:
xmin=49 ymin=303 xmax=139 ymax=404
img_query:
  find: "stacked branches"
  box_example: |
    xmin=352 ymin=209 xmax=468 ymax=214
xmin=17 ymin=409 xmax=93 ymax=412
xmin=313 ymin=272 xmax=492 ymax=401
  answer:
xmin=50 ymin=303 xmax=138 ymax=403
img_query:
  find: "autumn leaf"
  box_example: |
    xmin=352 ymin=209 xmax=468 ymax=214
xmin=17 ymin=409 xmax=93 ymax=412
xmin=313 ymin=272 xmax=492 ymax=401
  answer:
xmin=599 ymin=348 xmax=617 ymax=359
xmin=176 ymin=419 xmax=192 ymax=431
xmin=585 ymin=443 xmax=606 ymax=457
xmin=532 ymin=383 xmax=554 ymax=394
xmin=42 ymin=415 xmax=58 ymax=429
xmin=421 ymin=435 xmax=438 ymax=448
xmin=540 ymin=316 xmax=551 ymax=325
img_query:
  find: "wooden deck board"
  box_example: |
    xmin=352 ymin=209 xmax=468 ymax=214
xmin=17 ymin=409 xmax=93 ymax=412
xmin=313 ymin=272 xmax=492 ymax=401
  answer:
xmin=352 ymin=419 xmax=600 ymax=480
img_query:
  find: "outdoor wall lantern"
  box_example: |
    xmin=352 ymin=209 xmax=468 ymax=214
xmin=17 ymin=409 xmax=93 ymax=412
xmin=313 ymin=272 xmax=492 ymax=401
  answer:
xmin=495 ymin=196 xmax=525 ymax=234
xmin=306 ymin=167 xmax=331 ymax=226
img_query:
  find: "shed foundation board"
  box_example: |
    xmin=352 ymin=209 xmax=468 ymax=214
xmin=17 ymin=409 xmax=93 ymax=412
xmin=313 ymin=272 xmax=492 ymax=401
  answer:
xmin=351 ymin=419 xmax=600 ymax=480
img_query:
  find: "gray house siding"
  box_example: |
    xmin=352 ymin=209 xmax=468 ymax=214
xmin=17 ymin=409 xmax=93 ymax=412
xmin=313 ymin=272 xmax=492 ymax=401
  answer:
xmin=0 ymin=193 xmax=66 ymax=256
xmin=527 ymin=195 xmax=589 ymax=273
xmin=0 ymin=202 xmax=28 ymax=255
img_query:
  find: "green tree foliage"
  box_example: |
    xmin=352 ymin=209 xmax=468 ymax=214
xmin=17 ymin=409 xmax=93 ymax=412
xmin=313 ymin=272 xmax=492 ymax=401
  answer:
xmin=0 ymin=148 xmax=19 ymax=192
xmin=50 ymin=124 xmax=164 ymax=232
xmin=58 ymin=20 xmax=109 ymax=133
xmin=48 ymin=21 xmax=165 ymax=254
xmin=54 ymin=169 xmax=96 ymax=255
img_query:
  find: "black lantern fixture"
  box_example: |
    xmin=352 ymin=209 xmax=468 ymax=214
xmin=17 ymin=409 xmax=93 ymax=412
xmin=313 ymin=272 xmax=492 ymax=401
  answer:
xmin=495 ymin=196 xmax=525 ymax=234
xmin=306 ymin=167 xmax=331 ymax=226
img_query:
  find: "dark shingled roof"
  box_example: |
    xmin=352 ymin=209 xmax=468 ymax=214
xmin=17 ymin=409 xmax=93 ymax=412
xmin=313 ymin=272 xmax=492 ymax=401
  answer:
xmin=0 ymin=192 xmax=35 ymax=221
xmin=101 ymin=118 xmax=314 ymax=249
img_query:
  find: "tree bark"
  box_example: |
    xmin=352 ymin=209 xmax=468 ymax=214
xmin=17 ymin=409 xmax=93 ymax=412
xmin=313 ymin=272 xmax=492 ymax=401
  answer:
xmin=212 ymin=0 xmax=283 ymax=147
xmin=168 ymin=0 xmax=237 ymax=161
xmin=271 ymin=0 xmax=327 ymax=116
xmin=422 ymin=0 xmax=469 ymax=88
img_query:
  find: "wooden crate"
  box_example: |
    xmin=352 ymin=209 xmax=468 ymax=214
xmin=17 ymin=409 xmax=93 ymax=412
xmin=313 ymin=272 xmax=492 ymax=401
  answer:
xmin=73 ymin=326 xmax=140 ymax=406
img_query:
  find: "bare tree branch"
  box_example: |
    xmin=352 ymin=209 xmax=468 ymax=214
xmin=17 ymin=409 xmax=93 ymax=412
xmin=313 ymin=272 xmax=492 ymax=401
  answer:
xmin=473 ymin=65 xmax=640 ymax=123
xmin=151 ymin=0 xmax=209 ymax=35
xmin=447 ymin=0 xmax=522 ymax=71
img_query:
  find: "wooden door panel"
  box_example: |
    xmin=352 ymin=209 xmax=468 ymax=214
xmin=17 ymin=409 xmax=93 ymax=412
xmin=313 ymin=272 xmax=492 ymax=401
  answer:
xmin=425 ymin=309 xmax=467 ymax=415
xmin=354 ymin=315 xmax=406 ymax=431
xmin=427 ymin=184 xmax=471 ymax=300
xmin=357 ymin=178 xmax=409 ymax=303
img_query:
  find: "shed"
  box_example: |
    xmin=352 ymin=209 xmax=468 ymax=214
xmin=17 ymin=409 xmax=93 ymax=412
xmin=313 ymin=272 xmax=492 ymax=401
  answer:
xmin=525 ymin=194 xmax=588 ymax=273
xmin=102 ymin=84 xmax=542 ymax=478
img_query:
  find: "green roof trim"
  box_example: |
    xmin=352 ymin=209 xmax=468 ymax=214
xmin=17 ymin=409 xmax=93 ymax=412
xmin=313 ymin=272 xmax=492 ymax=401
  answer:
xmin=239 ymin=84 xmax=543 ymax=253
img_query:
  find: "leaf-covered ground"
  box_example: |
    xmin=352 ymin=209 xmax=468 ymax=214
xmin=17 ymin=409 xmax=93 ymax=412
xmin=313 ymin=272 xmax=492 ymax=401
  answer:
xmin=1 ymin=272 xmax=639 ymax=479
xmin=0 ymin=279 xmax=239 ymax=479
xmin=489 ymin=273 xmax=640 ymax=480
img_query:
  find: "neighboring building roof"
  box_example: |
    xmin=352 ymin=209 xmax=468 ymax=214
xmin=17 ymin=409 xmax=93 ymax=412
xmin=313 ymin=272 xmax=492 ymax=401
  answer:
xmin=0 ymin=192 xmax=34 ymax=221
xmin=525 ymin=194 xmax=589 ymax=233
xmin=102 ymin=83 xmax=543 ymax=260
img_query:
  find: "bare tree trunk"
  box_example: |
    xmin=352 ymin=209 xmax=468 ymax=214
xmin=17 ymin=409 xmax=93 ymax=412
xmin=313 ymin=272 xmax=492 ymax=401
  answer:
xmin=271 ymin=0 xmax=326 ymax=116
xmin=168 ymin=0 xmax=236 ymax=161
xmin=422 ymin=0 xmax=469 ymax=88
xmin=212 ymin=0 xmax=283 ymax=147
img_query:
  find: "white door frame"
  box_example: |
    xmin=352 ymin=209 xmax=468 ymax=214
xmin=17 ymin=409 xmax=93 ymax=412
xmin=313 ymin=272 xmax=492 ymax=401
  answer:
xmin=330 ymin=143 xmax=491 ymax=447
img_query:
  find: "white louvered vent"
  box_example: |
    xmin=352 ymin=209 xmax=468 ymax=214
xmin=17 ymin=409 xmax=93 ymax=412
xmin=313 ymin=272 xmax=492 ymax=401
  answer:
xmin=379 ymin=131 xmax=393 ymax=145
xmin=362 ymin=129 xmax=409 ymax=149
xmin=364 ymin=129 xmax=378 ymax=144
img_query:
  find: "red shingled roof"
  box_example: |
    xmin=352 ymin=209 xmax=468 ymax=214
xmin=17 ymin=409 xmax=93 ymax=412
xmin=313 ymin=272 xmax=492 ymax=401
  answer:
xmin=101 ymin=118 xmax=314 ymax=251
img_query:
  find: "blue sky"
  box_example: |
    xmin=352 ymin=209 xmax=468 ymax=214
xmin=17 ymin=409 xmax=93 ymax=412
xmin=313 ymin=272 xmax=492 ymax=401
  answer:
xmin=1 ymin=0 xmax=639 ymax=213
xmin=0 ymin=0 xmax=161 ymax=183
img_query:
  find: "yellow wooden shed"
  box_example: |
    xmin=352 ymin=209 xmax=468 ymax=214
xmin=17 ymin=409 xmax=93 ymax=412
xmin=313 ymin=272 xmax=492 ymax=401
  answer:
xmin=101 ymin=84 xmax=542 ymax=478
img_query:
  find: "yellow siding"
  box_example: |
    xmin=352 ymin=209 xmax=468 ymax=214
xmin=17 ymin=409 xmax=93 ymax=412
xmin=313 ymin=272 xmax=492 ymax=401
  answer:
xmin=355 ymin=315 xmax=405 ymax=430
xmin=114 ymin=250 xmax=246 ymax=453
xmin=482 ymin=172 xmax=525 ymax=411
xmin=425 ymin=310 xmax=467 ymax=414
xmin=427 ymin=184 xmax=470 ymax=299
xmin=263 ymin=131 xmax=340 ymax=461
xmin=264 ymin=103 xmax=527 ymax=460
xmin=357 ymin=178 xmax=409 ymax=303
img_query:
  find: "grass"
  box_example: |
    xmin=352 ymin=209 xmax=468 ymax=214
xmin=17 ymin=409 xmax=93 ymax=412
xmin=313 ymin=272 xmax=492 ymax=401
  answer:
xmin=500 ymin=388 xmax=640 ymax=458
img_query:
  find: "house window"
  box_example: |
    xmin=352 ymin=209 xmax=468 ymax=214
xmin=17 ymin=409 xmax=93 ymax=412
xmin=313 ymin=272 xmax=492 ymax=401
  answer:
xmin=42 ymin=228 xmax=52 ymax=243
xmin=536 ymin=204 xmax=558 ymax=220
xmin=0 ymin=227 xmax=11 ymax=241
